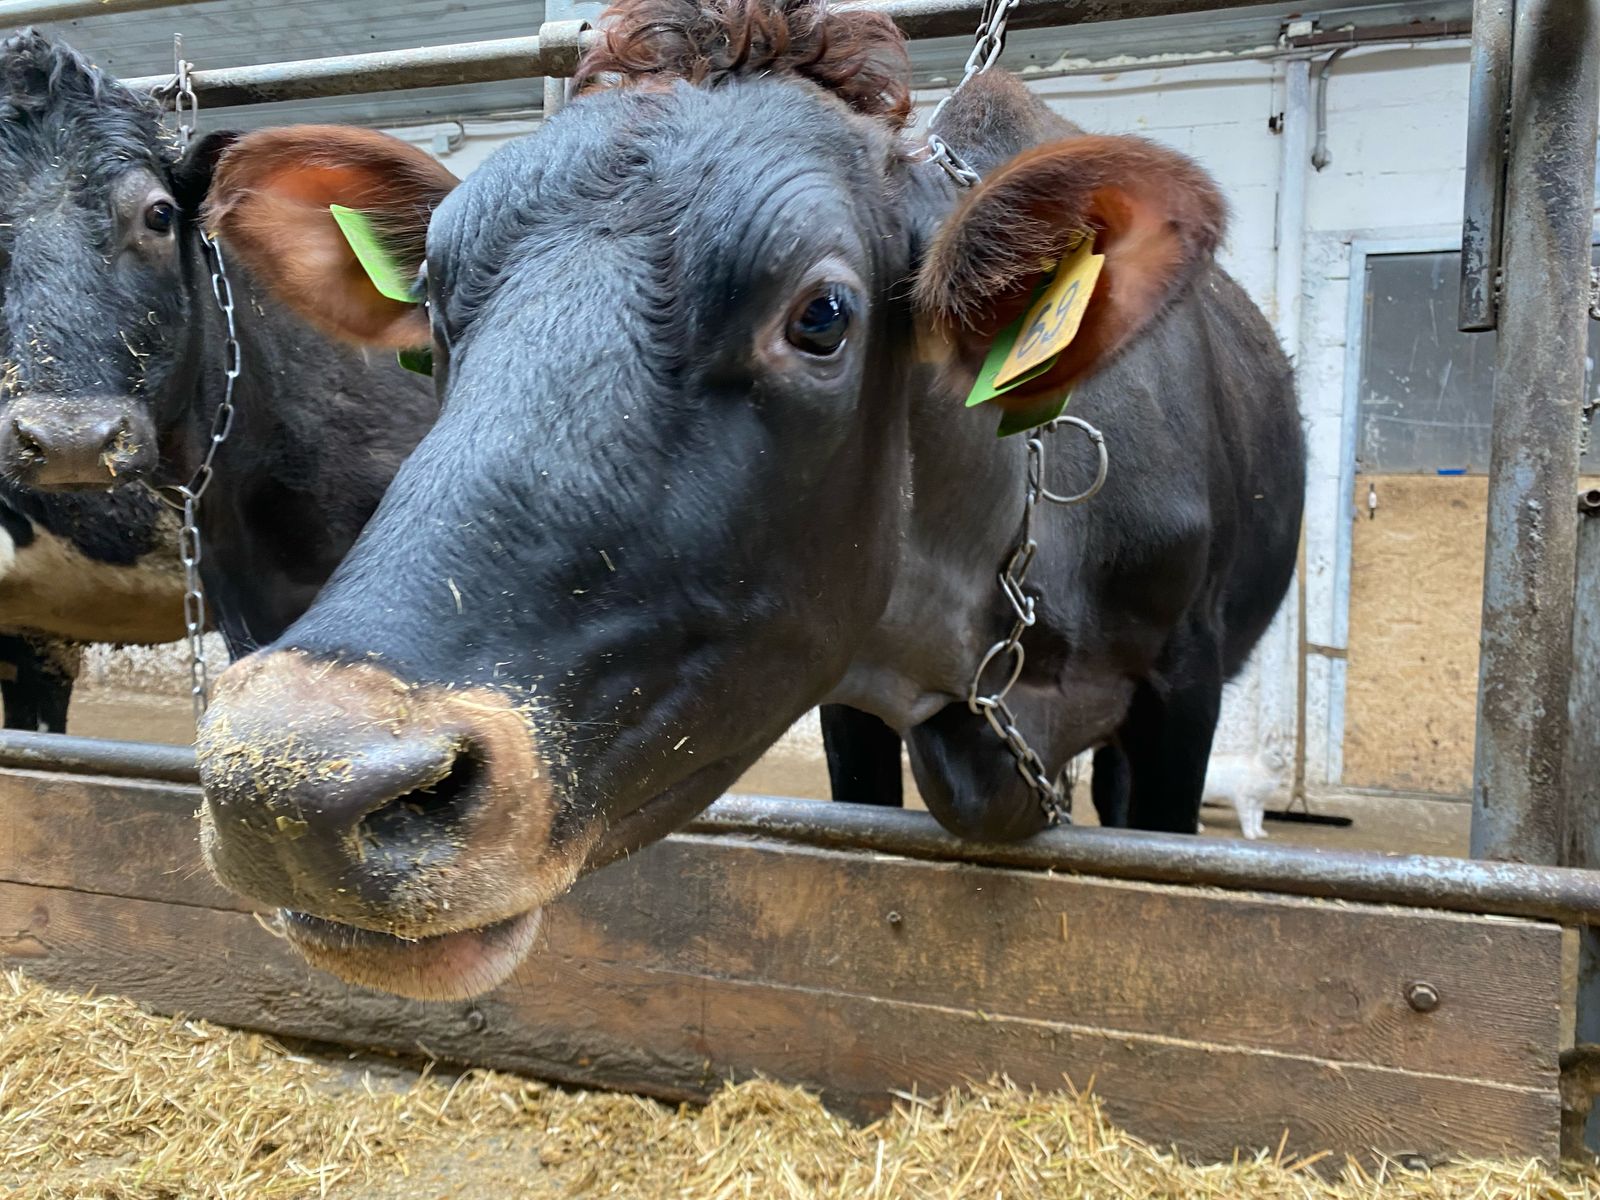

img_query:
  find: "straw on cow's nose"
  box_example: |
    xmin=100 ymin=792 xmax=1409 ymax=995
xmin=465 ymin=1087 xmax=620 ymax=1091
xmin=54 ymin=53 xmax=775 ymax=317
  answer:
xmin=196 ymin=649 xmax=555 ymax=936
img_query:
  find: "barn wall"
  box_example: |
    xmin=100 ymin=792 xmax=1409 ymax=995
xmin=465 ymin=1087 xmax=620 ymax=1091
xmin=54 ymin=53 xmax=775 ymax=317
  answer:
xmin=83 ymin=42 xmax=1568 ymax=803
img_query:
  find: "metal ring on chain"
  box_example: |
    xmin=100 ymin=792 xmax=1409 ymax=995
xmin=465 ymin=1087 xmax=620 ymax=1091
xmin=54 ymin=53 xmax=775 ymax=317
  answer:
xmin=1037 ymin=415 xmax=1109 ymax=506
xmin=967 ymin=638 xmax=1027 ymax=714
xmin=919 ymin=0 xmax=1020 ymax=188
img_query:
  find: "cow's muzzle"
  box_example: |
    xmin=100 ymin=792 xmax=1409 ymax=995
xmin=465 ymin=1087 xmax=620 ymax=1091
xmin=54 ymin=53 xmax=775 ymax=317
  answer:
xmin=0 ymin=397 xmax=157 ymax=490
xmin=196 ymin=650 xmax=582 ymax=1000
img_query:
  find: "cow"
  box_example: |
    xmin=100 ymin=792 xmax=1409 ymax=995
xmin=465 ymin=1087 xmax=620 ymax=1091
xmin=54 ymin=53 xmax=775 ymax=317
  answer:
xmin=0 ymin=480 xmax=185 ymax=730
xmin=0 ymin=31 xmax=439 ymax=657
xmin=192 ymin=0 xmax=1305 ymax=1002
xmin=0 ymin=30 xmax=896 ymax=781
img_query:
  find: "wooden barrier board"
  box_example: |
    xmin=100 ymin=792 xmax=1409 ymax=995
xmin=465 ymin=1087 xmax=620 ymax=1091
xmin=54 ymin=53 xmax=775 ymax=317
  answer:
xmin=0 ymin=768 xmax=1564 ymax=1165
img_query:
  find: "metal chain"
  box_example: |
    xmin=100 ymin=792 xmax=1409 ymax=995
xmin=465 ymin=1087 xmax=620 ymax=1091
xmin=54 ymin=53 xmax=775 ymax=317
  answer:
xmin=966 ymin=416 xmax=1108 ymax=826
xmin=156 ymin=39 xmax=240 ymax=719
xmin=922 ymin=0 xmax=1020 ymax=188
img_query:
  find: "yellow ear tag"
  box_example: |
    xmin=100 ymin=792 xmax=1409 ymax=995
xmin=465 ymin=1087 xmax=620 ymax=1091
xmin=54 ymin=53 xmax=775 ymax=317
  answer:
xmin=992 ymin=236 xmax=1104 ymax=389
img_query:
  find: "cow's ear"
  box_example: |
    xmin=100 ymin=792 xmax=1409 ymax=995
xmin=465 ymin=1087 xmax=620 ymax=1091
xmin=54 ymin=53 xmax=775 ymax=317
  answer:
xmin=204 ymin=126 xmax=459 ymax=348
xmin=171 ymin=130 xmax=240 ymax=217
xmin=914 ymin=134 xmax=1226 ymax=413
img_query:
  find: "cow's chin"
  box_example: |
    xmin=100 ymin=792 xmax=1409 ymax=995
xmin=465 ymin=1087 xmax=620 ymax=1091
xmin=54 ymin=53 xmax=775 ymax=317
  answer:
xmin=279 ymin=907 xmax=544 ymax=1001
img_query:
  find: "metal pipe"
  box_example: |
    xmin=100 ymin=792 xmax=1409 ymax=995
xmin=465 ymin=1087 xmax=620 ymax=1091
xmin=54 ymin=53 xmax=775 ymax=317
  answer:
xmin=852 ymin=0 xmax=1290 ymax=41
xmin=4 ymin=732 xmax=1599 ymax=926
xmin=538 ymin=19 xmax=591 ymax=119
xmin=689 ymin=794 xmax=1600 ymax=926
xmin=1568 ymin=493 xmax=1600 ymax=1150
xmin=1459 ymin=0 xmax=1513 ymax=332
xmin=1470 ymin=0 xmax=1600 ymax=866
xmin=122 ymin=35 xmax=600 ymax=107
xmin=0 ymin=731 xmax=198 ymax=784
xmin=1309 ymin=46 xmax=1351 ymax=171
xmin=109 ymin=0 xmax=1305 ymax=108
xmin=105 ymin=17 xmax=1469 ymax=112
xmin=0 ymin=0 xmax=197 ymax=22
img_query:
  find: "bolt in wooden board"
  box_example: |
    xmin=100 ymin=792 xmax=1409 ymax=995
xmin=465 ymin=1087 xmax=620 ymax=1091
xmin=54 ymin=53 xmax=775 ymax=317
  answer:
xmin=0 ymin=770 xmax=1564 ymax=1165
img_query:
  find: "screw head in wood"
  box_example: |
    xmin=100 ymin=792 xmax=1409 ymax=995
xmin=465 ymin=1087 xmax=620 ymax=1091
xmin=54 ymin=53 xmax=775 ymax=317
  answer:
xmin=1404 ymin=982 xmax=1440 ymax=1013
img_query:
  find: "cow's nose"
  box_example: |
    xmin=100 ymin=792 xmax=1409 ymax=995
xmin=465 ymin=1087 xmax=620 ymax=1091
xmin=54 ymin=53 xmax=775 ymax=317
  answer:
xmin=0 ymin=398 xmax=155 ymax=489
xmin=196 ymin=650 xmax=557 ymax=936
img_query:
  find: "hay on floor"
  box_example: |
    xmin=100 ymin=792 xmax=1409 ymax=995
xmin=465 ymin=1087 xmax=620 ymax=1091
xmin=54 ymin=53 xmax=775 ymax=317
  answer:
xmin=1 ymin=970 xmax=1596 ymax=1200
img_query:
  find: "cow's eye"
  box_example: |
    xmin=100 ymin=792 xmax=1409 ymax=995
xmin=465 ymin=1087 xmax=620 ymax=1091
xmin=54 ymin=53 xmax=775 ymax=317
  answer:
xmin=786 ymin=286 xmax=851 ymax=356
xmin=144 ymin=200 xmax=176 ymax=234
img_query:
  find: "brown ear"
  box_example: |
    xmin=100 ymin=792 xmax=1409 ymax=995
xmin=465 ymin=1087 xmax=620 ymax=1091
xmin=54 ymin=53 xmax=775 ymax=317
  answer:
xmin=915 ymin=134 xmax=1226 ymax=413
xmin=204 ymin=126 xmax=459 ymax=348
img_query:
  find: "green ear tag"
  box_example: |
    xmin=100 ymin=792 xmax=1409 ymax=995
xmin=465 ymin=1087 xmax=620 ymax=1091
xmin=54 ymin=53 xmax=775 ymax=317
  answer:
xmin=330 ymin=205 xmax=433 ymax=377
xmin=329 ymin=204 xmax=416 ymax=303
xmin=995 ymin=390 xmax=1071 ymax=437
xmin=396 ymin=345 xmax=434 ymax=376
xmin=962 ymin=279 xmax=1061 ymax=436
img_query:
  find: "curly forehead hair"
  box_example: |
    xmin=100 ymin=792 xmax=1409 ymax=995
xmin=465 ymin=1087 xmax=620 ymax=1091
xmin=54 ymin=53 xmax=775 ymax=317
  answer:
xmin=0 ymin=30 xmax=174 ymax=189
xmin=574 ymin=0 xmax=913 ymax=129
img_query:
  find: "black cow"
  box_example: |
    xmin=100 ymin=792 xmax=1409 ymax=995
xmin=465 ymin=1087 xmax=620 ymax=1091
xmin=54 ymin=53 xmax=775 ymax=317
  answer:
xmin=194 ymin=0 xmax=1304 ymax=1002
xmin=0 ymin=32 xmax=438 ymax=657
xmin=0 ymin=479 xmax=185 ymax=730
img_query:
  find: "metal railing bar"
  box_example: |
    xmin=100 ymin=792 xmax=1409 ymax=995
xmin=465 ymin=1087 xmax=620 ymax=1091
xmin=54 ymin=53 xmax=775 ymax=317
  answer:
xmin=689 ymin=793 xmax=1600 ymax=927
xmin=109 ymin=0 xmax=1309 ymax=107
xmin=3 ymin=731 xmax=1599 ymax=926
xmin=0 ymin=0 xmax=206 ymax=24
xmin=0 ymin=731 xmax=198 ymax=784
xmin=121 ymin=34 xmax=581 ymax=107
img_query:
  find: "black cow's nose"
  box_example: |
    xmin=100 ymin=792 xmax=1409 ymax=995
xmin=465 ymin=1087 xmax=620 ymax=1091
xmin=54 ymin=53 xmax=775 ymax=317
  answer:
xmin=197 ymin=649 xmax=558 ymax=937
xmin=0 ymin=398 xmax=155 ymax=489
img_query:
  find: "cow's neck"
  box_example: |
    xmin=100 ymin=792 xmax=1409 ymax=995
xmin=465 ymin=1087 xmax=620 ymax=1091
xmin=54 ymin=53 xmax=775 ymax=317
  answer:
xmin=830 ymin=382 xmax=1031 ymax=729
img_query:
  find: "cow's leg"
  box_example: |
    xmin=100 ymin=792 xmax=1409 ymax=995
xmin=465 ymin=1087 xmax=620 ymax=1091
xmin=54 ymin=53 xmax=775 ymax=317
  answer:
xmin=1120 ymin=629 xmax=1224 ymax=834
xmin=0 ymin=634 xmax=79 ymax=733
xmin=820 ymin=704 xmax=904 ymax=807
xmin=1090 ymin=744 xmax=1132 ymax=827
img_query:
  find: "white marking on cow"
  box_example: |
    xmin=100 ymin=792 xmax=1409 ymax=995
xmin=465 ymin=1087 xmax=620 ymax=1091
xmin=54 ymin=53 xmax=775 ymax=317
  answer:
xmin=0 ymin=524 xmax=18 ymax=583
xmin=0 ymin=512 xmax=186 ymax=645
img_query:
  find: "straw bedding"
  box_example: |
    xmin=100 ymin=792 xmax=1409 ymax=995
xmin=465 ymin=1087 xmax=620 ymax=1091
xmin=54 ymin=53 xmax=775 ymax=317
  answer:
xmin=3 ymin=970 xmax=1597 ymax=1200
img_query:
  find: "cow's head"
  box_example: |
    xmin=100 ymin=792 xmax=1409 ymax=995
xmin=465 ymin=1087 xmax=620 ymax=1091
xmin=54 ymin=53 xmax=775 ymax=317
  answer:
xmin=0 ymin=33 xmax=233 ymax=490
xmin=196 ymin=0 xmax=1225 ymax=999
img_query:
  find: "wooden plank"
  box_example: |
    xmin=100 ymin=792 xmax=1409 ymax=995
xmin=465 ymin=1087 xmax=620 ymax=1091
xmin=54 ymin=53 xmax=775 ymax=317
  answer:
xmin=0 ymin=879 xmax=1559 ymax=1166
xmin=571 ymin=838 xmax=1560 ymax=1089
xmin=0 ymin=771 xmax=233 ymax=911
xmin=0 ymin=770 xmax=1562 ymax=1089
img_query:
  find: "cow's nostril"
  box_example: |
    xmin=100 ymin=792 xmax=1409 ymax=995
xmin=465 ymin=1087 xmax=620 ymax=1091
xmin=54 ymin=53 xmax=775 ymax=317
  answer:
xmin=11 ymin=420 xmax=45 ymax=461
xmin=359 ymin=744 xmax=484 ymax=851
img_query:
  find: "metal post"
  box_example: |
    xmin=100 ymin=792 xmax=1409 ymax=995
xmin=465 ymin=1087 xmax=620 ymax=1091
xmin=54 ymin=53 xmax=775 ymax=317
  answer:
xmin=538 ymin=16 xmax=594 ymax=118
xmin=1274 ymin=57 xmax=1310 ymax=797
xmin=1569 ymin=491 xmax=1600 ymax=1150
xmin=1470 ymin=0 xmax=1600 ymax=865
xmin=1459 ymin=0 xmax=1513 ymax=332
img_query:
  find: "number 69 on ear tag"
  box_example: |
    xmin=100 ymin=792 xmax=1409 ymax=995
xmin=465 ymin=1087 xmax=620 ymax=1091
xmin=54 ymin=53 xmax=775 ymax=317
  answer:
xmin=964 ymin=237 xmax=1105 ymax=435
